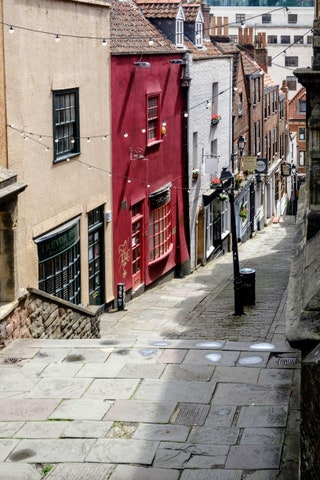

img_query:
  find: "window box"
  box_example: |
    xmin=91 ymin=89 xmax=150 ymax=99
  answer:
xmin=211 ymin=114 xmax=221 ymax=126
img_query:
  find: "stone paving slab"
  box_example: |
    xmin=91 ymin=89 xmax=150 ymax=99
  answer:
xmin=134 ymin=379 xmax=215 ymax=403
xmin=180 ymin=469 xmax=242 ymax=479
xmin=0 ymin=463 xmax=42 ymax=480
xmin=82 ymin=378 xmax=139 ymax=399
xmin=8 ymin=438 xmax=95 ymax=463
xmin=225 ymin=445 xmax=281 ymax=469
xmin=104 ymin=399 xmax=177 ymax=423
xmin=0 ymin=399 xmax=60 ymax=421
xmin=46 ymin=463 xmax=114 ymax=480
xmin=85 ymin=438 xmax=159 ymax=464
xmin=132 ymin=423 xmax=190 ymax=441
xmin=109 ymin=465 xmax=180 ymax=480
xmin=153 ymin=442 xmax=229 ymax=469
xmin=49 ymin=399 xmax=113 ymax=420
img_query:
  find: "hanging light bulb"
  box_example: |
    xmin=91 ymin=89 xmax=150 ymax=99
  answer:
xmin=184 ymin=112 xmax=189 ymax=118
xmin=39 ymin=135 xmax=42 ymax=141
xmin=141 ymin=127 xmax=146 ymax=133
xmin=127 ymin=179 xmax=131 ymax=183
xmin=123 ymin=131 xmax=128 ymax=138
xmin=103 ymin=135 xmax=107 ymax=141
xmin=55 ymin=34 xmax=61 ymax=42
xmin=71 ymin=137 xmax=75 ymax=144
xmin=102 ymin=38 xmax=107 ymax=46
xmin=148 ymin=37 xmax=154 ymax=46
xmin=88 ymin=165 xmax=92 ymax=170
xmin=87 ymin=137 xmax=91 ymax=142
xmin=54 ymin=138 xmax=58 ymax=143
xmin=9 ymin=26 xmax=14 ymax=33
xmin=206 ymin=100 xmax=210 ymax=109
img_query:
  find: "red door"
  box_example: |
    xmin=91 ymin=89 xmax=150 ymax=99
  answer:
xmin=131 ymin=203 xmax=144 ymax=290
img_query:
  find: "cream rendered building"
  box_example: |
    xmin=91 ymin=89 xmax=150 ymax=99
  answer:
xmin=0 ymin=0 xmax=113 ymax=307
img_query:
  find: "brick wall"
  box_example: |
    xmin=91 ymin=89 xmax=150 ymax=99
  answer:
xmin=0 ymin=288 xmax=100 ymax=348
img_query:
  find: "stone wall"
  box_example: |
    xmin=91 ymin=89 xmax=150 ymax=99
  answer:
xmin=0 ymin=288 xmax=100 ymax=348
xmin=301 ymin=345 xmax=320 ymax=479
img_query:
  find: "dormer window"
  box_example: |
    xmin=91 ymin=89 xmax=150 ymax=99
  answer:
xmin=195 ymin=21 xmax=203 ymax=47
xmin=176 ymin=6 xmax=185 ymax=47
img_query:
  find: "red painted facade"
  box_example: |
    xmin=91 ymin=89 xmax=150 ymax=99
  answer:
xmin=111 ymin=54 xmax=189 ymax=297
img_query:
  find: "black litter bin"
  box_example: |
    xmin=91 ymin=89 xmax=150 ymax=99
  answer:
xmin=240 ymin=268 xmax=255 ymax=305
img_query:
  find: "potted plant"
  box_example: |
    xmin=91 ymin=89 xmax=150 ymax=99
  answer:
xmin=192 ymin=168 xmax=200 ymax=180
xmin=219 ymin=192 xmax=229 ymax=201
xmin=211 ymin=114 xmax=221 ymax=126
xmin=210 ymin=176 xmax=221 ymax=188
xmin=239 ymin=205 xmax=248 ymax=221
xmin=235 ymin=173 xmax=243 ymax=189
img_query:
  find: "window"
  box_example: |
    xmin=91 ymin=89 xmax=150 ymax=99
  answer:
xmin=176 ymin=19 xmax=184 ymax=47
xmin=192 ymin=132 xmax=198 ymax=169
xmin=272 ymin=90 xmax=277 ymax=113
xmin=307 ymin=35 xmax=313 ymax=44
xmin=212 ymin=82 xmax=218 ymax=115
xmin=298 ymin=99 xmax=306 ymax=113
xmin=262 ymin=14 xmax=271 ymax=23
xmin=195 ymin=21 xmax=203 ymax=47
xmin=149 ymin=202 xmax=172 ymax=262
xmin=37 ymin=218 xmax=81 ymax=305
xmin=53 ymin=88 xmax=80 ymax=162
xmin=267 ymin=56 xmax=272 ymax=67
xmin=236 ymin=13 xmax=245 ymax=24
xmin=299 ymin=151 xmax=305 ymax=166
xmin=285 ymin=56 xmax=298 ymax=67
xmin=281 ymin=35 xmax=290 ymax=44
xmin=147 ymin=94 xmax=161 ymax=144
xmin=254 ymin=121 xmax=261 ymax=155
xmin=299 ymin=127 xmax=306 ymax=140
xmin=88 ymin=207 xmax=104 ymax=305
xmin=280 ymin=99 xmax=284 ymax=120
xmin=253 ymin=77 xmax=261 ymax=104
xmin=267 ymin=35 xmax=277 ymax=44
xmin=294 ymin=35 xmax=303 ymax=44
xmin=238 ymin=92 xmax=243 ymax=116
xmin=286 ymin=76 xmax=297 ymax=91
xmin=288 ymin=14 xmax=298 ymax=24
xmin=229 ymin=35 xmax=238 ymax=43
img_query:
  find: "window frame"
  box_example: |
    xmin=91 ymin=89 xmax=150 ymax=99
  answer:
xmin=281 ymin=35 xmax=290 ymax=44
xmin=285 ymin=56 xmax=298 ymax=68
xmin=236 ymin=13 xmax=245 ymax=24
xmin=195 ymin=21 xmax=203 ymax=47
xmin=52 ymin=88 xmax=80 ymax=163
xmin=298 ymin=100 xmax=306 ymax=113
xmin=147 ymin=93 xmax=161 ymax=146
xmin=288 ymin=13 xmax=298 ymax=24
xmin=149 ymin=201 xmax=172 ymax=264
xmin=267 ymin=35 xmax=277 ymax=44
xmin=299 ymin=127 xmax=306 ymax=140
xmin=286 ymin=76 xmax=297 ymax=91
xmin=176 ymin=19 xmax=184 ymax=47
xmin=262 ymin=13 xmax=271 ymax=23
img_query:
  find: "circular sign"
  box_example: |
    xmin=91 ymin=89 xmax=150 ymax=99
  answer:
xmin=256 ymin=159 xmax=266 ymax=173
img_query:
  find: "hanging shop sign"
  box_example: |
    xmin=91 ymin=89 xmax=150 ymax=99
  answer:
xmin=256 ymin=158 xmax=268 ymax=175
xmin=149 ymin=183 xmax=171 ymax=210
xmin=243 ymin=155 xmax=257 ymax=172
xmin=281 ymin=162 xmax=291 ymax=177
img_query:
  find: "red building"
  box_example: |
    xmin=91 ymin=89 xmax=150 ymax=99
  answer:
xmin=110 ymin=0 xmax=189 ymax=300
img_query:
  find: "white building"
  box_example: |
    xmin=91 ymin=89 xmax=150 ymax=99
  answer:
xmin=209 ymin=4 xmax=314 ymax=99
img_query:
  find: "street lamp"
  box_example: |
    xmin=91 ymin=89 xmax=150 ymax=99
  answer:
xmin=238 ymin=135 xmax=246 ymax=155
xmin=220 ymin=167 xmax=244 ymax=316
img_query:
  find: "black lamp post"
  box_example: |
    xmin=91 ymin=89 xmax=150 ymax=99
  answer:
xmin=220 ymin=167 xmax=244 ymax=316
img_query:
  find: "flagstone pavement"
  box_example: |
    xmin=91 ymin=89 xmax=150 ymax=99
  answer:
xmin=0 ymin=217 xmax=300 ymax=479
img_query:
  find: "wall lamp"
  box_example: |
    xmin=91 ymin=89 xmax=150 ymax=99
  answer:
xmin=134 ymin=61 xmax=151 ymax=68
xmin=238 ymin=135 xmax=246 ymax=155
xmin=169 ymin=59 xmax=185 ymax=65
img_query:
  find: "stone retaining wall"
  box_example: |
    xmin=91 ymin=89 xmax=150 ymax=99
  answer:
xmin=0 ymin=288 xmax=100 ymax=348
xmin=301 ymin=345 xmax=320 ymax=479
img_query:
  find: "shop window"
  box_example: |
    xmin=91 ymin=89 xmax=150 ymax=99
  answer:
xmin=149 ymin=189 xmax=172 ymax=262
xmin=53 ymin=88 xmax=80 ymax=162
xmin=88 ymin=207 xmax=104 ymax=305
xmin=37 ymin=218 xmax=81 ymax=305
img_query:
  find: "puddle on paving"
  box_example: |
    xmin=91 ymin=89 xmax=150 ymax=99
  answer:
xmin=239 ymin=356 xmax=264 ymax=365
xmin=99 ymin=340 xmax=119 ymax=346
xmin=139 ymin=348 xmax=158 ymax=357
xmin=196 ymin=341 xmax=223 ymax=349
xmin=249 ymin=342 xmax=276 ymax=351
xmin=151 ymin=341 xmax=170 ymax=347
xmin=205 ymin=353 xmax=222 ymax=363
